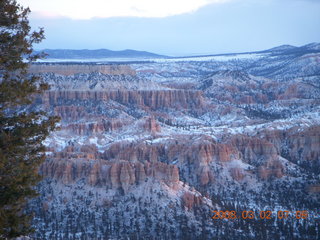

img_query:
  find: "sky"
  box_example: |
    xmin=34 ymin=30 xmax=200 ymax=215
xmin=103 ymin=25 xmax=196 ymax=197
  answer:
xmin=21 ymin=0 xmax=320 ymax=56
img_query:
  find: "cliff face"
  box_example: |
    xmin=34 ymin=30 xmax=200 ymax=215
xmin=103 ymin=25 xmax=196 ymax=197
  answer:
xmin=100 ymin=133 xmax=286 ymax=185
xmin=63 ymin=120 xmax=127 ymax=135
xmin=142 ymin=117 xmax=161 ymax=133
xmin=229 ymin=135 xmax=278 ymax=163
xmin=40 ymin=90 xmax=204 ymax=110
xmin=29 ymin=64 xmax=136 ymax=76
xmin=263 ymin=126 xmax=320 ymax=171
xmin=286 ymin=126 xmax=320 ymax=164
xmin=181 ymin=191 xmax=203 ymax=210
xmin=40 ymin=158 xmax=179 ymax=193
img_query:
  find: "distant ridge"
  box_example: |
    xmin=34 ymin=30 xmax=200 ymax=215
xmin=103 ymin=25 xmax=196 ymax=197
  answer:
xmin=172 ymin=42 xmax=320 ymax=59
xmin=265 ymin=45 xmax=297 ymax=52
xmin=36 ymin=43 xmax=320 ymax=62
xmin=36 ymin=49 xmax=167 ymax=59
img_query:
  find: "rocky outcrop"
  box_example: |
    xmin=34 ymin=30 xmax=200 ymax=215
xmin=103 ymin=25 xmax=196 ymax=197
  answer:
xmin=229 ymin=167 xmax=245 ymax=181
xmin=285 ymin=126 xmax=320 ymax=165
xmin=145 ymin=161 xmax=179 ymax=187
xmin=110 ymin=161 xmax=136 ymax=193
xmin=99 ymin=133 xmax=293 ymax=184
xmin=40 ymin=90 xmax=204 ymax=110
xmin=40 ymin=158 xmax=179 ymax=193
xmin=199 ymin=166 xmax=214 ymax=185
xmin=29 ymin=64 xmax=136 ymax=76
xmin=181 ymin=192 xmax=203 ymax=210
xmin=103 ymin=142 xmax=163 ymax=163
xmin=229 ymin=135 xmax=278 ymax=164
xmin=142 ymin=117 xmax=161 ymax=133
xmin=263 ymin=126 xmax=320 ymax=171
xmin=64 ymin=120 xmax=128 ymax=135
xmin=103 ymin=137 xmax=237 ymax=165
xmin=258 ymin=158 xmax=284 ymax=180
xmin=102 ymin=137 xmax=237 ymax=186
xmin=53 ymin=106 xmax=87 ymax=121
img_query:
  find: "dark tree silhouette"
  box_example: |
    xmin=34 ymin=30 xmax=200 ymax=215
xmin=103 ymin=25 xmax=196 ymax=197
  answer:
xmin=0 ymin=0 xmax=59 ymax=237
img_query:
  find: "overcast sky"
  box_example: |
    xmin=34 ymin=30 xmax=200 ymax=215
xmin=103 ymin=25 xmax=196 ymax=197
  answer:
xmin=21 ymin=0 xmax=320 ymax=56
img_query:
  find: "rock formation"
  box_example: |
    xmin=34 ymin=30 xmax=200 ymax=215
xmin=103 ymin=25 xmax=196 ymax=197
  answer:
xmin=29 ymin=64 xmax=136 ymax=76
xmin=39 ymin=89 xmax=204 ymax=110
xmin=40 ymin=157 xmax=179 ymax=193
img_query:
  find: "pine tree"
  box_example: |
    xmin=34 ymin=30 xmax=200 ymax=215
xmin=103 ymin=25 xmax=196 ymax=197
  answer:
xmin=0 ymin=0 xmax=59 ymax=237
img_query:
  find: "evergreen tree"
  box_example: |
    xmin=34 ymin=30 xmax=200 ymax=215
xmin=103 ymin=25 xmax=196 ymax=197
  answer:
xmin=0 ymin=0 xmax=59 ymax=237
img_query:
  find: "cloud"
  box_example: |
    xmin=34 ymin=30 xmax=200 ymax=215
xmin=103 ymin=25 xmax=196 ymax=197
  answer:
xmin=20 ymin=0 xmax=230 ymax=20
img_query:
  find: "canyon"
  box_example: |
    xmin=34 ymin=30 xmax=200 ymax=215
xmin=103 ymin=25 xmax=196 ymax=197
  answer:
xmin=28 ymin=44 xmax=320 ymax=239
